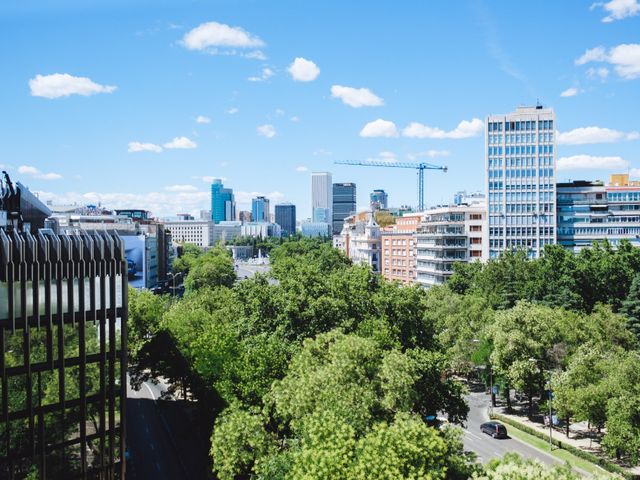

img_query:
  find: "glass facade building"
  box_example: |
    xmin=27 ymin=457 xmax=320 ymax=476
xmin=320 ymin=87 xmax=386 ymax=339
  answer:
xmin=311 ymin=172 xmax=332 ymax=223
xmin=370 ymin=189 xmax=388 ymax=210
xmin=275 ymin=203 xmax=296 ymax=237
xmin=332 ymin=183 xmax=356 ymax=235
xmin=210 ymin=179 xmax=236 ymax=224
xmin=486 ymin=106 xmax=556 ymax=258
xmin=251 ymin=196 xmax=270 ymax=223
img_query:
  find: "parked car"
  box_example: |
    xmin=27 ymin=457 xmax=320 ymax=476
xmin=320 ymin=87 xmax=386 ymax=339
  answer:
xmin=480 ymin=421 xmax=508 ymax=439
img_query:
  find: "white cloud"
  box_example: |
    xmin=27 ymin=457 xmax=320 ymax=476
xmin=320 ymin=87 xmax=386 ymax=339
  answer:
xmin=407 ymin=150 xmax=450 ymax=160
xmin=248 ymin=67 xmax=274 ymax=82
xmin=243 ymin=50 xmax=267 ymax=61
xmin=586 ymin=67 xmax=610 ymax=80
xmin=196 ymin=115 xmax=211 ymax=124
xmin=128 ymin=142 xmax=163 ymax=153
xmin=17 ymin=165 xmax=62 ymax=180
xmin=181 ymin=21 xmax=264 ymax=51
xmin=227 ymin=107 xmax=239 ymax=114
xmin=290 ymin=116 xmax=300 ymax=122
xmin=195 ymin=175 xmax=228 ymax=183
xmin=575 ymin=44 xmax=640 ymax=79
xmin=287 ymin=57 xmax=320 ymax=82
xmin=359 ymin=119 xmax=399 ymax=138
xmin=29 ymin=73 xmax=116 ymax=99
xmin=557 ymin=154 xmax=629 ymax=170
xmin=313 ymin=149 xmax=332 ymax=156
xmin=367 ymin=151 xmax=399 ymax=164
xmin=275 ymin=108 xmax=285 ymax=116
xmin=630 ymin=168 xmax=640 ymax=177
xmin=295 ymin=166 xmax=308 ymax=172
xmin=591 ymin=0 xmax=640 ymax=22
xmin=330 ymin=85 xmax=384 ymax=108
xmin=560 ymin=87 xmax=582 ymax=97
xmin=234 ymin=190 xmax=285 ymax=207
xmin=164 ymin=184 xmax=198 ymax=192
xmin=557 ymin=126 xmax=640 ymax=144
xmin=257 ymin=124 xmax=276 ymax=138
xmin=164 ymin=136 xmax=197 ymax=149
xmin=402 ymin=118 xmax=483 ymax=139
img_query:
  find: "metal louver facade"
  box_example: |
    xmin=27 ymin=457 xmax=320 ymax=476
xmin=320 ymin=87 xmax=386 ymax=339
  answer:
xmin=0 ymin=229 xmax=127 ymax=479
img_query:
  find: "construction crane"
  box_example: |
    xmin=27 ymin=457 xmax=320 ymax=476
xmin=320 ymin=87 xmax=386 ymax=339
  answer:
xmin=334 ymin=160 xmax=447 ymax=211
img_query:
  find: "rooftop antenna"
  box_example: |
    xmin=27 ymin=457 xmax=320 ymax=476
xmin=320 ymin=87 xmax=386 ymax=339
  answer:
xmin=536 ymin=98 xmax=543 ymax=109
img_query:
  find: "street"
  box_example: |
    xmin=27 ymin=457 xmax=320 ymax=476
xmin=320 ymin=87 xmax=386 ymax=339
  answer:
xmin=126 ymin=378 xmax=187 ymax=480
xmin=463 ymin=391 xmax=563 ymax=467
xmin=235 ymin=260 xmax=272 ymax=280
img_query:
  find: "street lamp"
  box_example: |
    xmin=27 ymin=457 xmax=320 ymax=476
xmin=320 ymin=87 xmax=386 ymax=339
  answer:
xmin=167 ymin=272 xmax=183 ymax=297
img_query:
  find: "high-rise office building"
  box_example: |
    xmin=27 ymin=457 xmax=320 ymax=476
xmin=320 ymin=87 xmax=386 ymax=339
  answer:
xmin=251 ymin=196 xmax=270 ymax=223
xmin=486 ymin=105 xmax=556 ymax=259
xmin=275 ymin=203 xmax=296 ymax=237
xmin=312 ymin=172 xmax=332 ymax=223
xmin=211 ymin=179 xmax=236 ymax=224
xmin=332 ymin=183 xmax=356 ymax=235
xmin=370 ymin=189 xmax=388 ymax=210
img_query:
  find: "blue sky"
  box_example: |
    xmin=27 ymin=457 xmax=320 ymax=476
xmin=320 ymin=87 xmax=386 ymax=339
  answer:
xmin=1 ymin=0 xmax=639 ymax=218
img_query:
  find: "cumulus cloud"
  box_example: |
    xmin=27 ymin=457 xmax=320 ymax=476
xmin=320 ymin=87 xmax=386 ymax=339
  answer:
xmin=181 ymin=21 xmax=264 ymax=51
xmin=196 ymin=115 xmax=211 ymax=124
xmin=164 ymin=184 xmax=198 ymax=192
xmin=257 ymin=124 xmax=276 ymax=138
xmin=29 ymin=73 xmax=116 ymax=99
xmin=591 ymin=0 xmax=640 ymax=22
xmin=586 ymin=67 xmax=610 ymax=80
xmin=366 ymin=151 xmax=399 ymax=163
xmin=407 ymin=150 xmax=450 ymax=160
xmin=558 ymin=154 xmax=629 ymax=170
xmin=402 ymin=118 xmax=483 ymax=139
xmin=575 ymin=44 xmax=640 ymax=79
xmin=359 ymin=119 xmax=399 ymax=138
xmin=295 ymin=166 xmax=308 ymax=172
xmin=330 ymin=85 xmax=384 ymax=108
xmin=164 ymin=136 xmax=197 ymax=149
xmin=287 ymin=57 xmax=320 ymax=82
xmin=557 ymin=126 xmax=640 ymax=144
xmin=560 ymin=87 xmax=582 ymax=97
xmin=290 ymin=116 xmax=300 ymax=122
xmin=128 ymin=141 xmax=163 ymax=153
xmin=234 ymin=190 xmax=284 ymax=208
xmin=17 ymin=165 xmax=62 ymax=180
xmin=248 ymin=67 xmax=274 ymax=82
xmin=195 ymin=175 xmax=228 ymax=183
xmin=227 ymin=107 xmax=239 ymax=114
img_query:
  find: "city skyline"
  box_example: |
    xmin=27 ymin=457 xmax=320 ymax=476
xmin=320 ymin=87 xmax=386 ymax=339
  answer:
xmin=1 ymin=1 xmax=640 ymax=218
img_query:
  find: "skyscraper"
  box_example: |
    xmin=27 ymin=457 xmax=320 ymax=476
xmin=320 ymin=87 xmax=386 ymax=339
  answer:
xmin=251 ymin=196 xmax=270 ymax=222
xmin=370 ymin=189 xmax=388 ymax=210
xmin=275 ymin=202 xmax=296 ymax=237
xmin=332 ymin=183 xmax=356 ymax=235
xmin=211 ymin=179 xmax=236 ymax=224
xmin=311 ymin=172 xmax=332 ymax=223
xmin=486 ymin=105 xmax=556 ymax=259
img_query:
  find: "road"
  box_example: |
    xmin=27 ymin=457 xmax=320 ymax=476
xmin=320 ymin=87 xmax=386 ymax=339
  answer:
xmin=463 ymin=391 xmax=564 ymax=468
xmin=126 ymin=378 xmax=187 ymax=480
xmin=235 ymin=260 xmax=272 ymax=280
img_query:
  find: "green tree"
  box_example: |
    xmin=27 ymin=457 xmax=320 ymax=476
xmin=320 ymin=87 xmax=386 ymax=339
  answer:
xmin=473 ymin=453 xmax=582 ymax=480
xmin=184 ymin=246 xmax=236 ymax=292
xmin=621 ymin=272 xmax=640 ymax=345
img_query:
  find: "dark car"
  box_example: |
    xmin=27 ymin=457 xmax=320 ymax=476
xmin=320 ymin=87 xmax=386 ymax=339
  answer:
xmin=480 ymin=421 xmax=508 ymax=439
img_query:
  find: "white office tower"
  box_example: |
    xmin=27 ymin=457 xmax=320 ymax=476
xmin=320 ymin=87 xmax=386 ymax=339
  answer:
xmin=486 ymin=105 xmax=556 ymax=259
xmin=311 ymin=172 xmax=333 ymax=223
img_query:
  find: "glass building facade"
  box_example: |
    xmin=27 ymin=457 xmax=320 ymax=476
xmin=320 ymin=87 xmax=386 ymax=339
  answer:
xmin=332 ymin=183 xmax=356 ymax=235
xmin=486 ymin=106 xmax=556 ymax=258
xmin=251 ymin=196 xmax=270 ymax=223
xmin=210 ymin=180 xmax=236 ymax=224
xmin=275 ymin=203 xmax=296 ymax=237
xmin=370 ymin=189 xmax=388 ymax=210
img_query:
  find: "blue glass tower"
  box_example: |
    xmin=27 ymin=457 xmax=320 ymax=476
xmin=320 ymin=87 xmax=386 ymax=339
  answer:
xmin=211 ymin=179 xmax=235 ymax=224
xmin=251 ymin=196 xmax=270 ymax=222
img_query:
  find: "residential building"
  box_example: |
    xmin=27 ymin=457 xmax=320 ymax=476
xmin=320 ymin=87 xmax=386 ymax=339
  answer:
xmin=275 ymin=202 xmax=296 ymax=236
xmin=486 ymin=105 xmax=556 ymax=258
xmin=380 ymin=212 xmax=423 ymax=283
xmin=370 ymin=189 xmax=388 ymax=210
xmin=416 ymin=202 xmax=486 ymax=287
xmin=312 ymin=172 xmax=332 ymax=223
xmin=557 ymin=174 xmax=640 ymax=252
xmin=252 ymin=196 xmax=270 ymax=222
xmin=211 ymin=179 xmax=236 ymax=223
xmin=453 ymin=191 xmax=485 ymax=206
xmin=332 ymin=182 xmax=356 ymax=235
xmin=301 ymin=221 xmax=331 ymax=237
xmin=337 ymin=212 xmax=381 ymax=272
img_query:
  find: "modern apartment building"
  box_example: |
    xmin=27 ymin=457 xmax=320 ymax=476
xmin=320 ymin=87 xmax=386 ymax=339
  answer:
xmin=251 ymin=196 xmax=270 ymax=222
xmin=312 ymin=172 xmax=332 ymax=223
xmin=370 ymin=189 xmax=388 ymax=210
xmin=486 ymin=105 xmax=556 ymax=259
xmin=557 ymin=174 xmax=640 ymax=252
xmin=211 ymin=179 xmax=236 ymax=224
xmin=275 ymin=203 xmax=296 ymax=236
xmin=332 ymin=182 xmax=356 ymax=235
xmin=380 ymin=212 xmax=423 ymax=283
xmin=416 ymin=202 xmax=486 ymax=287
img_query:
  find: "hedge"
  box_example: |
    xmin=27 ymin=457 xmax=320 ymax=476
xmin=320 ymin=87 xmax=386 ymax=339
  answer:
xmin=489 ymin=412 xmax=636 ymax=479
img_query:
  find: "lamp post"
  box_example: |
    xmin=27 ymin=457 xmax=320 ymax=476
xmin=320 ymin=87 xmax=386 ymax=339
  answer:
xmin=167 ymin=272 xmax=183 ymax=298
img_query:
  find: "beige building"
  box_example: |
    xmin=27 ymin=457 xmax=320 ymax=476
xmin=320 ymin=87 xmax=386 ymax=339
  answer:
xmin=380 ymin=213 xmax=423 ymax=283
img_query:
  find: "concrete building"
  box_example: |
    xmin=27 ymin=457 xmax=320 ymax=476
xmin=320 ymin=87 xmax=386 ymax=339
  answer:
xmin=252 ymin=196 xmax=270 ymax=222
xmin=199 ymin=209 xmax=211 ymax=220
xmin=301 ymin=221 xmax=331 ymax=237
xmin=338 ymin=212 xmax=381 ymax=272
xmin=486 ymin=105 xmax=556 ymax=258
xmin=241 ymin=222 xmax=281 ymax=239
xmin=164 ymin=220 xmax=214 ymax=248
xmin=211 ymin=179 xmax=236 ymax=223
xmin=332 ymin=182 xmax=356 ymax=235
xmin=275 ymin=202 xmax=296 ymax=236
xmin=557 ymin=174 xmax=640 ymax=252
xmin=370 ymin=189 xmax=388 ymax=210
xmin=213 ymin=221 xmax=242 ymax=244
xmin=238 ymin=210 xmax=252 ymax=222
xmin=416 ymin=202 xmax=486 ymax=287
xmin=312 ymin=172 xmax=332 ymax=223
xmin=380 ymin=212 xmax=423 ymax=283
